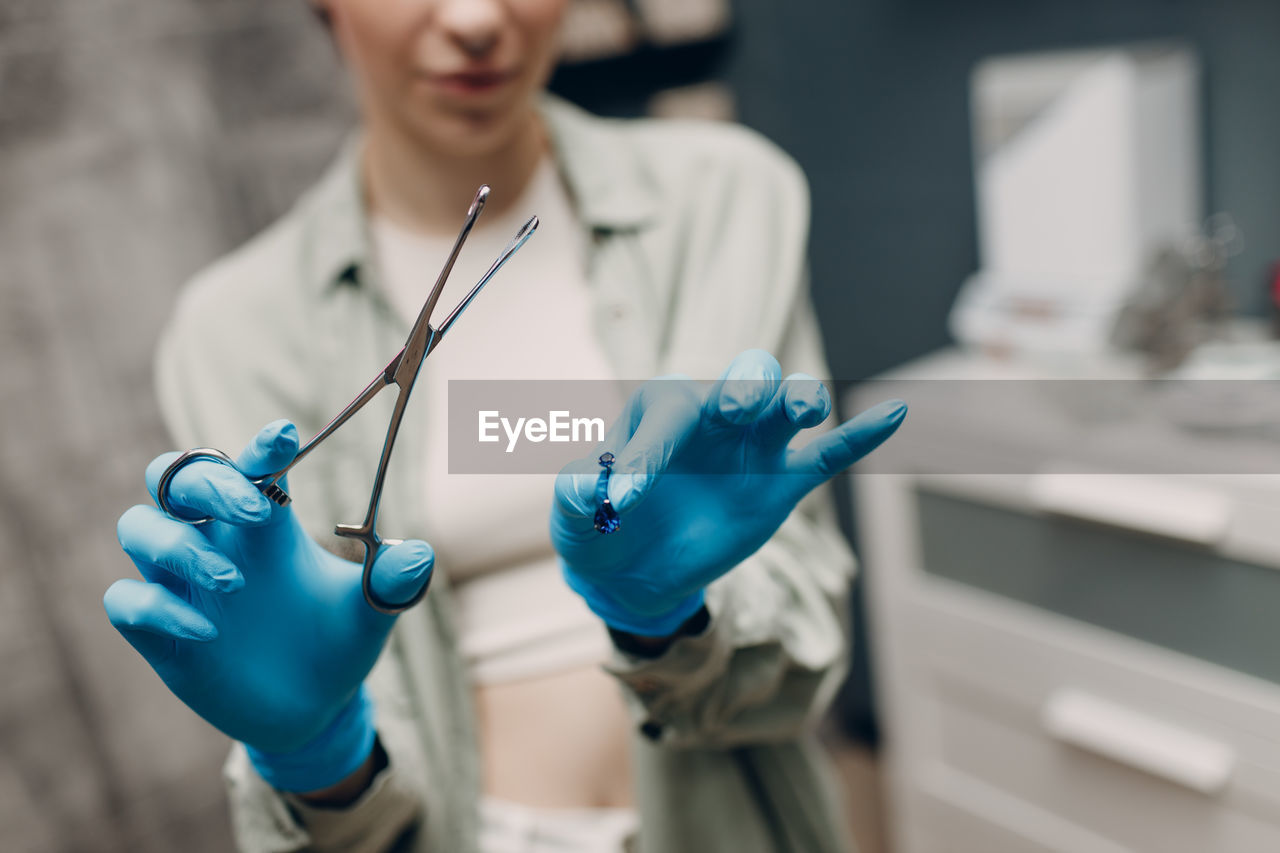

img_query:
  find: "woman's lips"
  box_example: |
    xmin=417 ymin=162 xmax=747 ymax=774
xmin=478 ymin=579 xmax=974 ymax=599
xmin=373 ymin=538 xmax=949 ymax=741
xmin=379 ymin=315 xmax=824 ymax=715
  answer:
xmin=424 ymin=69 xmax=516 ymax=97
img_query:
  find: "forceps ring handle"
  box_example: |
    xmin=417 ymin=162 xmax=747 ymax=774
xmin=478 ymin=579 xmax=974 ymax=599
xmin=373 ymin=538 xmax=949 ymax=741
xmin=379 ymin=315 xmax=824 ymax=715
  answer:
xmin=156 ymin=449 xmax=429 ymax=613
xmin=156 ymin=448 xmax=267 ymax=525
xmin=334 ymin=523 xmax=430 ymax=615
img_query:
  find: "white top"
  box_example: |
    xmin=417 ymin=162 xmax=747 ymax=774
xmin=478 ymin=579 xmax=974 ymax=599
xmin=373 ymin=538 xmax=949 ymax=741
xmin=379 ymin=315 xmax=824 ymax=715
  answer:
xmin=370 ymin=160 xmax=624 ymax=685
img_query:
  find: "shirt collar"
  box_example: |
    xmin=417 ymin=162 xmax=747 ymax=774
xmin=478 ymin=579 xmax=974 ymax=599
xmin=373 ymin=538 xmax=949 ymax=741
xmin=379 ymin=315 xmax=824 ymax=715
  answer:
xmin=300 ymin=133 xmax=367 ymax=295
xmin=299 ymin=94 xmax=662 ymax=295
xmin=540 ymin=94 xmax=661 ymax=232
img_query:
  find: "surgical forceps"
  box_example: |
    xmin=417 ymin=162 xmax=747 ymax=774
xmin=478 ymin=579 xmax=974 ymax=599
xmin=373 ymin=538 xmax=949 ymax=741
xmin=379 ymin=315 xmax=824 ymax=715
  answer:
xmin=156 ymin=185 xmax=538 ymax=613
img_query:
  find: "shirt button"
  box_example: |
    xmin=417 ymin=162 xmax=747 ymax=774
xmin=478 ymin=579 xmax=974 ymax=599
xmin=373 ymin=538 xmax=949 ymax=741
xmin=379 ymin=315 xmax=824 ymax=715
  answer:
xmin=639 ymin=721 xmax=664 ymax=741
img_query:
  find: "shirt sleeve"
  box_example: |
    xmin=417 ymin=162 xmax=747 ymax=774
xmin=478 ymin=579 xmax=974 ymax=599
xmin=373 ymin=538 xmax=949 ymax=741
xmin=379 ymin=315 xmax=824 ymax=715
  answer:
xmin=221 ymin=639 xmax=431 ymax=853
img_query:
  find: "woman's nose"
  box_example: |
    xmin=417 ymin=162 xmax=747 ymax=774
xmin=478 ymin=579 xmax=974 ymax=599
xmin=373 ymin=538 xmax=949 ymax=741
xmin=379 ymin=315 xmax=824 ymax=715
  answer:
xmin=436 ymin=0 xmax=504 ymax=57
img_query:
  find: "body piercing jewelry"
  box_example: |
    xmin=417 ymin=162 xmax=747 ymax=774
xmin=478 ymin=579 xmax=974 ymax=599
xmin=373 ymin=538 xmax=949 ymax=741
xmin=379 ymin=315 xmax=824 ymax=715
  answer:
xmin=594 ymin=452 xmax=621 ymax=534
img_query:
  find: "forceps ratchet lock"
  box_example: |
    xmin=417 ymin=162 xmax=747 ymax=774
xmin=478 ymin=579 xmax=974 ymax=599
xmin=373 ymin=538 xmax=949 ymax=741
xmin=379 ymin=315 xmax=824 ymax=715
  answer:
xmin=156 ymin=185 xmax=538 ymax=614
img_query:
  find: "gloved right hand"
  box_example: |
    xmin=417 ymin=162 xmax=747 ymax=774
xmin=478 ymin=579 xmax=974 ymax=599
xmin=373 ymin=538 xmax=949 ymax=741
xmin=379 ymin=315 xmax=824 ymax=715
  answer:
xmin=105 ymin=419 xmax=434 ymax=793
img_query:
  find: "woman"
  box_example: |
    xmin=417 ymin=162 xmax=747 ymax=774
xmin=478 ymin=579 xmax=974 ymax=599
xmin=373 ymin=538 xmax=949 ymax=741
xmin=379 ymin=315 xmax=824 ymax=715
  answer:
xmin=105 ymin=1 xmax=905 ymax=851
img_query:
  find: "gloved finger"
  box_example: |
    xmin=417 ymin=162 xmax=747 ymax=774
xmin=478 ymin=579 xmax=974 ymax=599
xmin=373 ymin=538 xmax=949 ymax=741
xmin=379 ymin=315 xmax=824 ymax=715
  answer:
xmin=750 ymin=373 xmax=833 ymax=454
xmin=118 ymin=504 xmax=245 ymax=593
xmin=704 ymin=349 xmax=782 ymax=427
xmin=606 ymin=379 xmax=702 ymax=512
xmin=553 ymin=455 xmax=606 ymax=521
xmin=104 ymin=577 xmax=218 ymax=668
xmin=598 ymin=374 xmax=693 ymax=452
xmin=361 ymin=539 xmax=435 ymax=624
xmin=785 ymin=399 xmax=907 ymax=496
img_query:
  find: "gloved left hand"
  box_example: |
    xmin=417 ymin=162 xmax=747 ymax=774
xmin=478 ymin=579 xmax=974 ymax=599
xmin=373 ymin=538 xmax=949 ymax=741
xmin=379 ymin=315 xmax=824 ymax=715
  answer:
xmin=551 ymin=349 xmax=906 ymax=637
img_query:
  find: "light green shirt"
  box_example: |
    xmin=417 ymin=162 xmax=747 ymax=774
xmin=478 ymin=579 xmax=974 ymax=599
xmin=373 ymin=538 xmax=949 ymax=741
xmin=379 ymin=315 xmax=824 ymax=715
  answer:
xmin=156 ymin=96 xmax=858 ymax=853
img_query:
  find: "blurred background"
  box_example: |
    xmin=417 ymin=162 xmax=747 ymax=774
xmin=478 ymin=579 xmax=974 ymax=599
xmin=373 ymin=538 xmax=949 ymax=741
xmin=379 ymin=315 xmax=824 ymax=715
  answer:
xmin=2 ymin=1 xmax=1279 ymax=851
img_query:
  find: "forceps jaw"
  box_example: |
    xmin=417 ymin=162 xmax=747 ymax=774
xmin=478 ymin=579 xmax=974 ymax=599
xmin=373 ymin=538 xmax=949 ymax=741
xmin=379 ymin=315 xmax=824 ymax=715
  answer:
xmin=393 ymin=184 xmax=490 ymax=390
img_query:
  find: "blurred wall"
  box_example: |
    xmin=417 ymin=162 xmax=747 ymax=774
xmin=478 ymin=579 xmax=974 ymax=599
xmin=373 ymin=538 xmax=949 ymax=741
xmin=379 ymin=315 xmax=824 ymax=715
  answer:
xmin=1 ymin=0 xmax=1278 ymax=850
xmin=0 ymin=3 xmax=354 ymax=850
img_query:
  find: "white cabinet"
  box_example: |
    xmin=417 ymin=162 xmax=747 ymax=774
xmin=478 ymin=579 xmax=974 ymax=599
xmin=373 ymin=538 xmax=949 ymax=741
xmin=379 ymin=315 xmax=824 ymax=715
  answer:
xmin=850 ymin=349 xmax=1280 ymax=853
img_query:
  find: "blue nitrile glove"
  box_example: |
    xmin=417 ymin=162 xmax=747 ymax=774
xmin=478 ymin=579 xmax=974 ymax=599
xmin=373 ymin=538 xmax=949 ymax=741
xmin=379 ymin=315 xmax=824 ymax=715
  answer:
xmin=551 ymin=349 xmax=906 ymax=638
xmin=105 ymin=419 xmax=434 ymax=793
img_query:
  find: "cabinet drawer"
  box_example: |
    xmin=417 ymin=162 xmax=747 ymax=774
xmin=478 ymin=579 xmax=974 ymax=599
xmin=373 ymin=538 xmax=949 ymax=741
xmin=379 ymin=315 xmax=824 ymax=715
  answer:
xmin=904 ymin=582 xmax=1280 ymax=852
xmin=927 ymin=686 xmax=1280 ymax=852
xmin=915 ymin=486 xmax=1280 ymax=686
xmin=914 ymin=764 xmax=1132 ymax=853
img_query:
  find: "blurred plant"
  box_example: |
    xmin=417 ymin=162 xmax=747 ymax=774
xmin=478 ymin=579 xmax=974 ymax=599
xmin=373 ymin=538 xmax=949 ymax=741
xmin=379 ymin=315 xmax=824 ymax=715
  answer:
xmin=1112 ymin=213 xmax=1244 ymax=373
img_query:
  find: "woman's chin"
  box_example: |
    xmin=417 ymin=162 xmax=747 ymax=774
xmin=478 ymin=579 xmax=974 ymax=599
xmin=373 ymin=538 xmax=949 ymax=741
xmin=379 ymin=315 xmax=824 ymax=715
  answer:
xmin=406 ymin=100 xmax=531 ymax=160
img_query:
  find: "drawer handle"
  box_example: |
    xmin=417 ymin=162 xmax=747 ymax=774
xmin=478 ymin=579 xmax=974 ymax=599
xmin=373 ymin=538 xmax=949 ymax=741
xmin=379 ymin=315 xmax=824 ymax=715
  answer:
xmin=1042 ymin=689 xmax=1235 ymax=795
xmin=1029 ymin=474 xmax=1229 ymax=546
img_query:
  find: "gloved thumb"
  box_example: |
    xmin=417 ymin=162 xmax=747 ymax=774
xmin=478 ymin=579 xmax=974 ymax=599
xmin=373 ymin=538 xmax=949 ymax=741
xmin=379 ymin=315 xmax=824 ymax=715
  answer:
xmin=364 ymin=539 xmax=434 ymax=620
